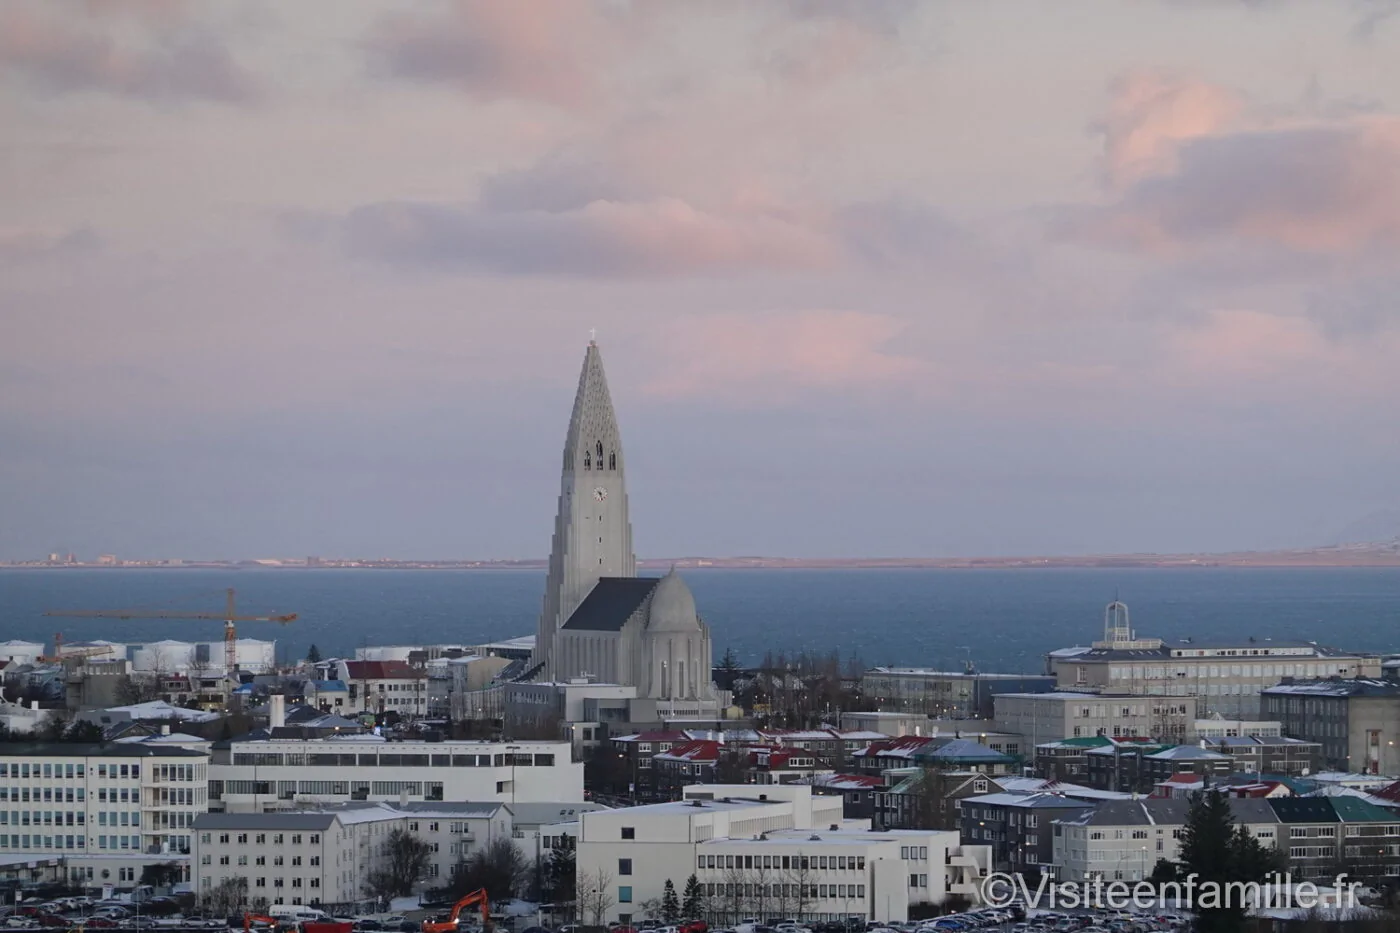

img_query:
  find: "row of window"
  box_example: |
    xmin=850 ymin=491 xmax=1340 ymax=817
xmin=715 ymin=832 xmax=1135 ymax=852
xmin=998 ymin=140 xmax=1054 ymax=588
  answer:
xmin=697 ymin=854 xmax=868 ymax=872
xmin=2 ymin=787 xmax=84 ymax=803
xmin=229 ymin=752 xmax=552 ymax=768
xmin=669 ymin=883 xmax=869 ymax=901
xmin=200 ymin=876 xmax=321 ymax=889
xmin=203 ymin=854 xmax=321 ymax=866
xmin=202 ymin=832 xmax=321 ymax=845
xmin=1 ymin=810 xmax=96 ymax=826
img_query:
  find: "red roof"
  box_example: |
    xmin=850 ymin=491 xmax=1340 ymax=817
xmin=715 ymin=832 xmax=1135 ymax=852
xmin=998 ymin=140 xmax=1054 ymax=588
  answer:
xmin=656 ymin=740 xmax=722 ymax=763
xmin=1372 ymin=780 xmax=1400 ymax=803
xmin=815 ymin=773 xmax=883 ymax=790
xmin=859 ymin=735 xmax=936 ymax=758
xmin=344 ymin=660 xmax=423 ymax=680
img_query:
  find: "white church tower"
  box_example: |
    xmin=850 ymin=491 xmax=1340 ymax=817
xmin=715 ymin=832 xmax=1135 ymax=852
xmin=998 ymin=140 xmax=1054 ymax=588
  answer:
xmin=533 ymin=340 xmax=636 ymax=680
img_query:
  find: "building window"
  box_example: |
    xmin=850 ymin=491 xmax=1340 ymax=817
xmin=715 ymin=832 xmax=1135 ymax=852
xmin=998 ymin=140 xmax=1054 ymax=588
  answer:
xmin=618 ymin=859 xmax=632 ymax=876
xmin=618 ymin=886 xmax=632 ymax=903
xmin=621 ymin=827 xmax=635 ymax=840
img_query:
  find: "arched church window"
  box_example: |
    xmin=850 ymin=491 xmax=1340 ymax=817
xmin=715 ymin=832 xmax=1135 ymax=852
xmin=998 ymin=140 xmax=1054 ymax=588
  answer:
xmin=584 ymin=453 xmax=591 ymax=470
xmin=596 ymin=440 xmax=604 ymax=460
xmin=609 ymin=451 xmax=616 ymax=470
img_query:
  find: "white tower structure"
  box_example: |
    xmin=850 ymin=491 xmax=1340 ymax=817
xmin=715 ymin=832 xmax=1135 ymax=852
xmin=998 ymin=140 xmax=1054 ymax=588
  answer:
xmin=533 ymin=341 xmax=636 ymax=680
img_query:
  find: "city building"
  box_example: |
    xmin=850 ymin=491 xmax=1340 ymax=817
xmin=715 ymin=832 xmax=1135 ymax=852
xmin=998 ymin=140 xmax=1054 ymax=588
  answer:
xmin=0 ymin=742 xmax=210 ymax=889
xmin=1083 ymin=743 xmax=1229 ymax=794
xmin=1052 ymin=797 xmax=1279 ymax=882
xmin=1192 ymin=716 xmax=1283 ymax=738
xmin=960 ymin=792 xmax=1097 ymax=874
xmin=1261 ymin=679 xmax=1400 ymax=775
xmin=1268 ymin=796 xmax=1400 ymax=883
xmin=1203 ymin=735 xmax=1322 ymax=777
xmin=861 ymin=669 xmax=1056 ymax=719
xmin=320 ymin=660 xmax=428 ymax=719
xmin=526 ymin=342 xmax=726 ymax=720
xmin=574 ymin=784 xmax=990 ymax=925
xmin=208 ymin=730 xmax=582 ymax=813
xmin=993 ymin=692 xmax=1198 ymax=748
xmin=1045 ymin=602 xmax=1381 ymax=718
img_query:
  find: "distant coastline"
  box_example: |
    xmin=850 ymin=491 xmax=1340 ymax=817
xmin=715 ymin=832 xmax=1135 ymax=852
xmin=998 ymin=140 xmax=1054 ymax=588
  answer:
xmin=6 ymin=543 xmax=1400 ymax=570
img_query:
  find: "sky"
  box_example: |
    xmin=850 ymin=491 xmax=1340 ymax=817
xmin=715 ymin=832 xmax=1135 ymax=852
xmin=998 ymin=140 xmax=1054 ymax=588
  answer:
xmin=4 ymin=0 xmax=1400 ymax=561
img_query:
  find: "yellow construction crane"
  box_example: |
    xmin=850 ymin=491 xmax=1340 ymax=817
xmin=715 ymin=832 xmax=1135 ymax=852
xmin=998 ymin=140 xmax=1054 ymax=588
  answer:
xmin=44 ymin=588 xmax=296 ymax=672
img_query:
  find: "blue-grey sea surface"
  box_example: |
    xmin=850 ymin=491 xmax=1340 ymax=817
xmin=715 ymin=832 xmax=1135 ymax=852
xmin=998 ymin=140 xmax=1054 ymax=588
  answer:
xmin=2 ymin=567 xmax=1399 ymax=672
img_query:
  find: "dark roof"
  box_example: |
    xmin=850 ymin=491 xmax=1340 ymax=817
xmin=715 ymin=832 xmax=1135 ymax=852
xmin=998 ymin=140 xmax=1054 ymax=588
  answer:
xmin=344 ymin=660 xmax=423 ymax=680
xmin=1328 ymin=797 xmax=1398 ymax=823
xmin=1270 ymin=797 xmax=1340 ymax=823
xmin=561 ymin=577 xmax=660 ymax=632
xmin=1262 ymin=679 xmax=1400 ymax=698
xmin=0 ymin=742 xmax=204 ymax=758
xmin=194 ymin=812 xmax=337 ymax=830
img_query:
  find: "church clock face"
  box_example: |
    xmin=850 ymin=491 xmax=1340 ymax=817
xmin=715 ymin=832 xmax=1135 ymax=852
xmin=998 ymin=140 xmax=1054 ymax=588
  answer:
xmin=593 ymin=486 xmax=608 ymax=501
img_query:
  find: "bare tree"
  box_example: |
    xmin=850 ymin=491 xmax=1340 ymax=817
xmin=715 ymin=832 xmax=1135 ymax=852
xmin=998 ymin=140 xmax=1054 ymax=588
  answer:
xmin=785 ymin=858 xmax=816 ymax=921
xmin=366 ymin=828 xmax=432 ymax=899
xmin=579 ymin=867 xmax=616 ymax=927
xmin=199 ymin=877 xmax=247 ymax=916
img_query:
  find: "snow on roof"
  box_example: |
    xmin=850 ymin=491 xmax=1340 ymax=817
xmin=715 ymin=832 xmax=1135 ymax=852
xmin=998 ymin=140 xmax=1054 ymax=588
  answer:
xmin=809 ymin=773 xmax=882 ymax=790
xmin=105 ymin=701 xmax=219 ymax=722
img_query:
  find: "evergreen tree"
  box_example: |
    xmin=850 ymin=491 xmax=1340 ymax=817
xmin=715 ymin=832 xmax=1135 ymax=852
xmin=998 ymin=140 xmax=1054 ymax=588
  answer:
xmin=306 ymin=643 xmax=323 ymax=664
xmin=661 ymin=879 xmax=680 ymax=923
xmin=1178 ymin=790 xmax=1282 ymax=933
xmin=681 ymin=874 xmax=704 ymax=919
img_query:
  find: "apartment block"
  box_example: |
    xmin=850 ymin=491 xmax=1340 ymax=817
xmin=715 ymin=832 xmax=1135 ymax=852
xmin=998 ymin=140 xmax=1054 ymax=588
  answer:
xmin=0 ymin=742 xmax=209 ymax=889
xmin=1261 ymin=680 xmax=1400 ymax=775
xmin=209 ymin=736 xmax=582 ymax=812
xmin=994 ymin=692 xmax=1198 ymax=748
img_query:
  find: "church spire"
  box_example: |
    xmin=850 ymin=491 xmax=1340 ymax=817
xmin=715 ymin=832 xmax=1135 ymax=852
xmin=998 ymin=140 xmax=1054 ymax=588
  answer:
xmin=534 ymin=341 xmax=636 ymax=679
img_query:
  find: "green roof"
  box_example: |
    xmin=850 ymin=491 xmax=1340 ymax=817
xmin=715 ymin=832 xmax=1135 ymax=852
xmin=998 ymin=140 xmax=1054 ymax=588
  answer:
xmin=1329 ymin=796 xmax=1399 ymax=823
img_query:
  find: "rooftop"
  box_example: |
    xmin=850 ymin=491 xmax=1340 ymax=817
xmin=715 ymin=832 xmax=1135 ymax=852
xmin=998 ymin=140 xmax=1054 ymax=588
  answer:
xmin=1262 ymin=679 xmax=1400 ymax=698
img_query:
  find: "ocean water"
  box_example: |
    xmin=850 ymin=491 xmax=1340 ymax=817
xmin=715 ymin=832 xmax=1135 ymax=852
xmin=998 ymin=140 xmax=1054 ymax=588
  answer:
xmin=1 ymin=567 xmax=1399 ymax=672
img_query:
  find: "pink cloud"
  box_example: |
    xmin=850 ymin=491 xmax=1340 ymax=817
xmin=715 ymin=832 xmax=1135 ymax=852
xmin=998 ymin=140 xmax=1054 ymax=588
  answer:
xmin=1065 ymin=111 xmax=1400 ymax=255
xmin=641 ymin=310 xmax=924 ymax=400
xmin=366 ymin=0 xmax=616 ymax=107
xmin=1094 ymin=70 xmax=1242 ymax=189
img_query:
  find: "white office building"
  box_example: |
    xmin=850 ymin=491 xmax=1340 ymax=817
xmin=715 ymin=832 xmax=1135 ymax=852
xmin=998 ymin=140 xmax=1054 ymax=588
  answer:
xmin=575 ymin=785 xmax=989 ymax=925
xmin=209 ymin=736 xmax=583 ymax=813
xmin=0 ymin=742 xmax=210 ymax=888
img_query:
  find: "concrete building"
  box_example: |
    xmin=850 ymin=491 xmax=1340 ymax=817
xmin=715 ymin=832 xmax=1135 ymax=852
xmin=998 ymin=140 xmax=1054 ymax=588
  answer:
xmin=1046 ymin=602 xmax=1380 ymax=718
xmin=528 ymin=342 xmax=725 ymax=720
xmin=1192 ymin=716 xmax=1283 ymax=738
xmin=994 ymin=692 xmax=1198 ymax=748
xmin=0 ymin=742 xmax=210 ymax=889
xmin=1204 ymin=735 xmax=1322 ymax=777
xmin=960 ymin=792 xmax=1097 ymax=874
xmin=209 ymin=733 xmax=582 ymax=813
xmin=574 ymin=784 xmax=990 ymax=925
xmin=1261 ymin=679 xmax=1400 ymax=775
xmin=862 ymin=669 xmax=1056 ymax=719
xmin=1084 ymin=743 xmax=1231 ymax=794
xmin=1052 ymin=797 xmax=1279 ymax=882
xmin=325 ymin=660 xmax=428 ymax=719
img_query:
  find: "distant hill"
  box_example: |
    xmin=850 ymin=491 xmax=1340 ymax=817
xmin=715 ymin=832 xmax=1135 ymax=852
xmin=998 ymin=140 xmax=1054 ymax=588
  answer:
xmin=1331 ymin=509 xmax=1400 ymax=546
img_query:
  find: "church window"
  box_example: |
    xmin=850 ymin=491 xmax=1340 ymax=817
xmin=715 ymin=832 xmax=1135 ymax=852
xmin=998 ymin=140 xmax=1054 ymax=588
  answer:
xmin=596 ymin=440 xmax=603 ymax=460
xmin=584 ymin=453 xmax=591 ymax=470
xmin=609 ymin=451 xmax=616 ymax=470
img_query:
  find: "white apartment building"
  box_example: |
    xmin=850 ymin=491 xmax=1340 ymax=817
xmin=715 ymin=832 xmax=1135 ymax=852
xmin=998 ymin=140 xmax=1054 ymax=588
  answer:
xmin=1045 ymin=602 xmax=1381 ymax=718
xmin=0 ymin=743 xmax=210 ymax=888
xmin=575 ymin=784 xmax=989 ymax=925
xmin=993 ymin=692 xmax=1199 ymax=748
xmin=1051 ymin=797 xmax=1279 ymax=882
xmin=193 ymin=801 xmax=517 ymax=908
xmin=209 ymin=735 xmax=583 ymax=812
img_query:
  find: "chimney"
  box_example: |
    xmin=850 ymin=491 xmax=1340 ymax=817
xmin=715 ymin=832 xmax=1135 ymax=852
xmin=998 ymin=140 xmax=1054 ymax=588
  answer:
xmin=161 ymin=724 xmax=171 ymax=736
xmin=270 ymin=693 xmax=286 ymax=730
xmin=399 ymin=788 xmax=409 ymax=807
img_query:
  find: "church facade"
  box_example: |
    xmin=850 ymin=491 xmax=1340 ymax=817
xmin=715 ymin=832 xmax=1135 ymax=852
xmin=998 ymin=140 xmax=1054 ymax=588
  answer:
xmin=511 ymin=341 xmax=727 ymax=735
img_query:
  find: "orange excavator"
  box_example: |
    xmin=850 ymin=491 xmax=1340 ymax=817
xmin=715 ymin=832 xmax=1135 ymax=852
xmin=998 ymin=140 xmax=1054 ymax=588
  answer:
xmin=422 ymin=889 xmax=490 ymax=933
